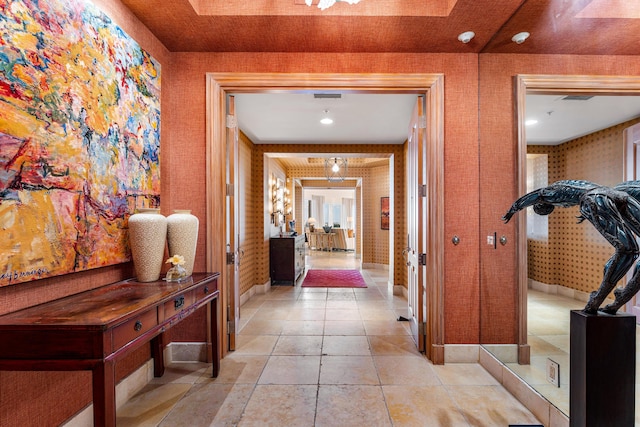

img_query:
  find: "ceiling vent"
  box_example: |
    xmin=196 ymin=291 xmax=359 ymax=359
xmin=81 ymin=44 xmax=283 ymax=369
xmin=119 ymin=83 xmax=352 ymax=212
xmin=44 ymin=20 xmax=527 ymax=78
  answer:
xmin=561 ymin=95 xmax=594 ymax=101
xmin=313 ymin=93 xmax=342 ymax=99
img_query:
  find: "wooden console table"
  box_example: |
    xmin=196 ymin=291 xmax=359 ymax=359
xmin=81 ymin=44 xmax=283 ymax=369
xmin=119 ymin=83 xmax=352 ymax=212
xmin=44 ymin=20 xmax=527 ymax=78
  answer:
xmin=0 ymin=272 xmax=220 ymax=427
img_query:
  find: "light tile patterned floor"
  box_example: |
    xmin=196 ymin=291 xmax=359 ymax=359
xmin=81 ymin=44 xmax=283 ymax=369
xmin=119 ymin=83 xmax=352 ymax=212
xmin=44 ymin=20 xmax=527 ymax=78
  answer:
xmin=117 ymin=251 xmax=542 ymax=426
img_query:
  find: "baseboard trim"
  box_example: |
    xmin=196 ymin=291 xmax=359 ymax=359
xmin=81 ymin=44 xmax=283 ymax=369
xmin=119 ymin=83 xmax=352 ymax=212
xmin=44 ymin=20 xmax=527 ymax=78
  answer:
xmin=479 ymin=347 xmax=569 ymax=427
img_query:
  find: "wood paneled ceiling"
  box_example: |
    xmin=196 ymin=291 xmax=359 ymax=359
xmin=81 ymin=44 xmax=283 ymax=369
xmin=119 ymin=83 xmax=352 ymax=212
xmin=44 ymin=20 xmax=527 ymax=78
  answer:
xmin=121 ymin=0 xmax=640 ymax=54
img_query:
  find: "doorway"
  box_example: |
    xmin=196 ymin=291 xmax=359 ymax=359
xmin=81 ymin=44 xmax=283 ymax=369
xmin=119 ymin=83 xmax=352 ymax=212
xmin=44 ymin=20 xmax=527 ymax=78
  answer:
xmin=205 ymin=72 xmax=445 ymax=363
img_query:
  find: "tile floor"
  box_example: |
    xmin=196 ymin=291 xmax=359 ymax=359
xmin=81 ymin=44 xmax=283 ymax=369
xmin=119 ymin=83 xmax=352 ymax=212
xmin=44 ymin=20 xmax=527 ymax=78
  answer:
xmin=501 ymin=289 xmax=640 ymax=423
xmin=117 ymin=251 xmax=542 ymax=426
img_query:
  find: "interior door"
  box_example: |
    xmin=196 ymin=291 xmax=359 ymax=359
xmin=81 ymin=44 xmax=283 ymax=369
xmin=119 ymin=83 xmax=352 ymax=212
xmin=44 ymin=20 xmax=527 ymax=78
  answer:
xmin=225 ymin=95 xmax=240 ymax=350
xmin=406 ymin=96 xmax=427 ymax=351
xmin=623 ymin=122 xmax=640 ymax=320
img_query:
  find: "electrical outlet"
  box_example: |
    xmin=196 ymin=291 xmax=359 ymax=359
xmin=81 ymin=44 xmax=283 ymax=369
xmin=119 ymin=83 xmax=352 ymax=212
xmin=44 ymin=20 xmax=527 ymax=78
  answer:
xmin=487 ymin=235 xmax=494 ymax=245
xmin=546 ymin=358 xmax=560 ymax=387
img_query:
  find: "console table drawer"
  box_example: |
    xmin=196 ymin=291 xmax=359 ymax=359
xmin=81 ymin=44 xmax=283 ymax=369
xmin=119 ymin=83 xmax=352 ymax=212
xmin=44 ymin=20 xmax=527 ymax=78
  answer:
xmin=112 ymin=309 xmax=158 ymax=351
xmin=163 ymin=291 xmax=195 ymax=317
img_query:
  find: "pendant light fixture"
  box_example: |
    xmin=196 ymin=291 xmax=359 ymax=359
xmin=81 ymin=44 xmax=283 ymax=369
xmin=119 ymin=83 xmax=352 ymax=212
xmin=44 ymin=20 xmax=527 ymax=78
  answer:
xmin=305 ymin=0 xmax=362 ymax=11
xmin=325 ymin=157 xmax=348 ymax=182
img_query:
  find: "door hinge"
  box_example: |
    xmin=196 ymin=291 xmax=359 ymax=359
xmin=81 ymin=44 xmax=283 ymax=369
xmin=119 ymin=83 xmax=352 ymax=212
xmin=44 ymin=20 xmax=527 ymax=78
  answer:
xmin=226 ymin=183 xmax=234 ymax=196
xmin=419 ymin=115 xmax=427 ymax=129
xmin=226 ymin=306 xmax=236 ymax=334
xmin=226 ymin=115 xmax=237 ymax=128
xmin=227 ymin=320 xmax=236 ymax=334
xmin=226 ymin=252 xmax=235 ymax=265
xmin=419 ymin=185 xmax=427 ymax=197
xmin=418 ymin=322 xmax=426 ymax=336
xmin=419 ymin=253 xmax=427 ymax=266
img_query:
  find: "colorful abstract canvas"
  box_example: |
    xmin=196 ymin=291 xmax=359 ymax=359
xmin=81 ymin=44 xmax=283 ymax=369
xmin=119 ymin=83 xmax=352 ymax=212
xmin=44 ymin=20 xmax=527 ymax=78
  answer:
xmin=0 ymin=0 xmax=161 ymax=286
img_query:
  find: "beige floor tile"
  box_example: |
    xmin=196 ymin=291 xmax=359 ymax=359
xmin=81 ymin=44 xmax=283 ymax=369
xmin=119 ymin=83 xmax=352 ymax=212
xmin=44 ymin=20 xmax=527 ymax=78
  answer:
xmin=117 ymin=383 xmax=191 ymax=427
xmin=325 ymin=308 xmax=361 ymax=321
xmin=157 ymin=382 xmax=242 ymax=427
xmin=207 ymin=384 xmax=256 ymax=427
xmin=238 ymin=319 xmax=284 ymax=335
xmin=272 ymin=335 xmax=323 ymax=355
xmin=238 ymin=385 xmax=317 ymax=427
xmin=322 ymin=335 xmax=371 ymax=355
xmin=359 ymin=307 xmax=397 ymax=321
xmin=374 ymin=355 xmax=441 ymax=386
xmin=258 ymin=355 xmax=321 ymax=384
xmin=315 ymin=385 xmax=391 ymax=427
xmin=383 ymin=385 xmax=470 ymax=427
xmin=325 ymin=299 xmax=358 ymax=309
xmin=286 ymin=307 xmax=325 ymax=321
xmin=432 ymin=363 xmax=500 ymax=386
xmin=364 ymin=319 xmax=411 ymax=336
xmin=233 ymin=335 xmax=278 ymax=355
xmin=319 ymin=355 xmax=380 ymax=385
xmin=150 ymin=362 xmax=209 ymax=385
xmin=299 ymin=292 xmax=328 ymax=300
xmin=448 ymin=385 xmax=542 ymax=426
xmin=323 ymin=320 xmax=366 ymax=335
xmin=250 ymin=307 xmax=291 ymax=320
xmin=369 ymin=335 xmax=422 ymax=356
xmin=211 ymin=355 xmax=268 ymax=384
xmin=281 ymin=319 xmax=325 ymax=335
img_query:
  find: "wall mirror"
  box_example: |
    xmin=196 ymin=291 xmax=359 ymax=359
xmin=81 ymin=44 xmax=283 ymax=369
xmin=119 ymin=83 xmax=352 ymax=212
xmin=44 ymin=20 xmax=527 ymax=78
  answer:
xmin=481 ymin=75 xmax=640 ymax=417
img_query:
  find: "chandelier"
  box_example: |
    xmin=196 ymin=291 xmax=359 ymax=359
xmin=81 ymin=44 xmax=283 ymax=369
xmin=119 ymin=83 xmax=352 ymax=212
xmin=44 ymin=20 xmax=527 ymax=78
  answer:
xmin=325 ymin=157 xmax=348 ymax=182
xmin=305 ymin=0 xmax=362 ymax=11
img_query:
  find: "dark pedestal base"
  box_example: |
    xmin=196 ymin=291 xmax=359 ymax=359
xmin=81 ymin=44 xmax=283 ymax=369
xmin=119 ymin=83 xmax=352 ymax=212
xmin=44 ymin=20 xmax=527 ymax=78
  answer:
xmin=570 ymin=310 xmax=635 ymax=427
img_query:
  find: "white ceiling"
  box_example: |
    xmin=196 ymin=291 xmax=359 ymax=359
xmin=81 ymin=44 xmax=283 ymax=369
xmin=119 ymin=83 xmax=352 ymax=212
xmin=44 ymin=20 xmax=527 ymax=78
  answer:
xmin=235 ymin=93 xmax=417 ymax=145
xmin=525 ymin=95 xmax=640 ymax=145
xmin=234 ymin=93 xmax=640 ymax=146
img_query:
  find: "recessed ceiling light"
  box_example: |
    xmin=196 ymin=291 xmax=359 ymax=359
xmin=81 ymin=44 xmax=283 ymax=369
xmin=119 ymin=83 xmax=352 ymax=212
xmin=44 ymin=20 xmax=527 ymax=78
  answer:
xmin=525 ymin=119 xmax=538 ymax=126
xmin=457 ymin=31 xmax=475 ymax=44
xmin=512 ymin=32 xmax=530 ymax=44
xmin=320 ymin=109 xmax=333 ymax=125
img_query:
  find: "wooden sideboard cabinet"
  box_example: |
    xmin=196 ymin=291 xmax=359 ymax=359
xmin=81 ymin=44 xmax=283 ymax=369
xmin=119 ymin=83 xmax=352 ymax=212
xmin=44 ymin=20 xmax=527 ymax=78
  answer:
xmin=270 ymin=235 xmax=305 ymax=285
xmin=0 ymin=272 xmax=220 ymax=427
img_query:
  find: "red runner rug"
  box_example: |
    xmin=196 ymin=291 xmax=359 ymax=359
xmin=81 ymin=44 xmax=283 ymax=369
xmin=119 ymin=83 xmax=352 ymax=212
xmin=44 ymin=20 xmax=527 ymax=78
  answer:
xmin=301 ymin=269 xmax=367 ymax=288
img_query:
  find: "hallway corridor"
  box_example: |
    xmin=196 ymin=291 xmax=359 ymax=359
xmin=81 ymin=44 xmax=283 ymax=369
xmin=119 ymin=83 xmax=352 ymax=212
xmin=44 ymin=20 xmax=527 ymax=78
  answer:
xmin=116 ymin=252 xmax=541 ymax=426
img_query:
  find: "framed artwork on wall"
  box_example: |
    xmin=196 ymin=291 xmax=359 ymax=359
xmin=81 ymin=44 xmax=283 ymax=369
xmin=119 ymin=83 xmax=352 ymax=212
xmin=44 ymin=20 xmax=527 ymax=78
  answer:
xmin=381 ymin=197 xmax=390 ymax=230
xmin=0 ymin=0 xmax=161 ymax=286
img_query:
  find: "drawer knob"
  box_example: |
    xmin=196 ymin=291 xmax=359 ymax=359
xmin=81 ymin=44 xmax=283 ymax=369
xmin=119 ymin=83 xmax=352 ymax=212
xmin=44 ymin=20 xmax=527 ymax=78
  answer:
xmin=134 ymin=321 xmax=143 ymax=331
xmin=174 ymin=296 xmax=185 ymax=310
xmin=203 ymin=286 xmax=209 ymax=294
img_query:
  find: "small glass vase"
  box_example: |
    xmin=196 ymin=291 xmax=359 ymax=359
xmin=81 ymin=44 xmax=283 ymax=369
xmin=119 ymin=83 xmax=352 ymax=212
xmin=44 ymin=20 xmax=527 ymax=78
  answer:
xmin=165 ymin=264 xmax=188 ymax=282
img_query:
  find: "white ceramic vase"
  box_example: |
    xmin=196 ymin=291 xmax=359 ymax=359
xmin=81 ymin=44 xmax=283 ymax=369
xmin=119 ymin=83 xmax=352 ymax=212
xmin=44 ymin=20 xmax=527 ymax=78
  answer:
xmin=128 ymin=208 xmax=167 ymax=282
xmin=166 ymin=210 xmax=199 ymax=276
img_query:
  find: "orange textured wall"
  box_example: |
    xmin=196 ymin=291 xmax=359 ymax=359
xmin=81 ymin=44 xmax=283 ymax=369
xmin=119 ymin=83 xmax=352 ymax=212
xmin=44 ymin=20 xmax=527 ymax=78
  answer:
xmin=168 ymin=52 xmax=481 ymax=345
xmin=478 ymin=54 xmax=640 ymax=344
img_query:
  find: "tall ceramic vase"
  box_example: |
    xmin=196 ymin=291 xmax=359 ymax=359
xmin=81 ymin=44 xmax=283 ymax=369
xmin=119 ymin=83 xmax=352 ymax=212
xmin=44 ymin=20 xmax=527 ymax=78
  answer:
xmin=167 ymin=210 xmax=199 ymax=276
xmin=128 ymin=208 xmax=167 ymax=282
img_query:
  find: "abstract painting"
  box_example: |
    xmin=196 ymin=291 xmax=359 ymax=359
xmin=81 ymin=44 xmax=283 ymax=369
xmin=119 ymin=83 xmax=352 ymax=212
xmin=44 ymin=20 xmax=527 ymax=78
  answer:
xmin=381 ymin=196 xmax=389 ymax=230
xmin=0 ymin=0 xmax=161 ymax=286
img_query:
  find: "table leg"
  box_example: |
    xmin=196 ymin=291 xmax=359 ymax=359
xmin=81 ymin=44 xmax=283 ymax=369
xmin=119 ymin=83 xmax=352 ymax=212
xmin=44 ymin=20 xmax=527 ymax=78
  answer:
xmin=151 ymin=334 xmax=165 ymax=377
xmin=210 ymin=297 xmax=220 ymax=377
xmin=92 ymin=360 xmax=116 ymax=427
